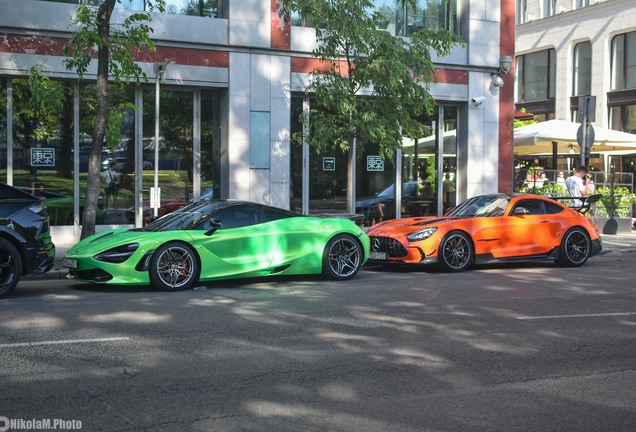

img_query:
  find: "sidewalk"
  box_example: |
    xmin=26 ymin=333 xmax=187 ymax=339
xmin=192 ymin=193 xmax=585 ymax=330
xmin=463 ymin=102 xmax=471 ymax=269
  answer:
xmin=22 ymin=231 xmax=636 ymax=282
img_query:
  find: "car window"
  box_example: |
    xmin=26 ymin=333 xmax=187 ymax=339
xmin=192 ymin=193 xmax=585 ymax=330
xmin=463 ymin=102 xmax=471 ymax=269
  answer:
xmin=448 ymin=196 xmax=510 ymax=217
xmin=512 ymin=200 xmax=546 ymax=215
xmin=264 ymin=208 xmax=299 ymax=222
xmin=214 ymin=206 xmax=264 ymax=229
xmin=544 ymin=201 xmax=564 ymax=215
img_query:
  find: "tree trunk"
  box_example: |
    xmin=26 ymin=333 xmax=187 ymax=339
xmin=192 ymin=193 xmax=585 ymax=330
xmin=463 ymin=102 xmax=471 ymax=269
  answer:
xmin=81 ymin=0 xmax=116 ymax=240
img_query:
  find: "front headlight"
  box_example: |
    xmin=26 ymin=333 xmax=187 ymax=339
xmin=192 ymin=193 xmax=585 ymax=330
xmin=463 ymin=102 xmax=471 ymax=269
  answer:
xmin=93 ymin=243 xmax=140 ymax=263
xmin=407 ymin=227 xmax=437 ymax=242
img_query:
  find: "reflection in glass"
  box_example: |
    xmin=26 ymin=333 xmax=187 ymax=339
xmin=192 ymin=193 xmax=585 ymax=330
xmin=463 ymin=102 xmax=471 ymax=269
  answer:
xmin=1 ymin=79 xmax=6 ymax=180
xmin=355 ymin=143 xmax=395 ymax=226
xmin=369 ymin=0 xmax=458 ymax=37
xmin=442 ymin=106 xmax=457 ymax=214
xmin=142 ymin=89 xmax=194 ymax=224
xmin=201 ymin=89 xmax=220 ymax=201
xmin=308 ymin=99 xmax=348 ymax=216
xmin=80 ymin=84 xmax=134 ymax=226
xmin=573 ymin=42 xmax=592 ymax=96
xmin=40 ymin=0 xmax=222 ymax=18
xmin=611 ymin=34 xmax=625 ymax=91
xmin=401 ymin=108 xmax=438 ymax=217
xmin=12 ymin=78 xmax=79 ymax=226
xmin=290 ymin=97 xmax=304 ymax=214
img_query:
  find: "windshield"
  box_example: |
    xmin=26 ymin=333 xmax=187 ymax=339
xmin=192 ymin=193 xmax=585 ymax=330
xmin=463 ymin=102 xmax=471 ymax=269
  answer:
xmin=447 ymin=196 xmax=510 ymax=218
xmin=138 ymin=201 xmax=225 ymax=232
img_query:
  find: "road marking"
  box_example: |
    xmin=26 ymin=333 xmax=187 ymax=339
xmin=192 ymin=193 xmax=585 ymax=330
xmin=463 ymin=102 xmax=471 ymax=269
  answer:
xmin=516 ymin=312 xmax=636 ymax=320
xmin=0 ymin=337 xmax=129 ymax=348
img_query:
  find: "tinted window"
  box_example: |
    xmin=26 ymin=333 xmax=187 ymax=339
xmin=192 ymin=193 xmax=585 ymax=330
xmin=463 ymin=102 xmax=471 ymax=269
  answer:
xmin=214 ymin=206 xmax=264 ymax=229
xmin=513 ymin=200 xmax=546 ymax=215
xmin=264 ymin=208 xmax=299 ymax=222
xmin=545 ymin=201 xmax=565 ymax=214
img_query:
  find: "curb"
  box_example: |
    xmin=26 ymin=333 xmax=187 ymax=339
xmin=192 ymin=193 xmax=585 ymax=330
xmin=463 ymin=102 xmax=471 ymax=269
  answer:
xmin=22 ymin=269 xmax=70 ymax=281
xmin=21 ymin=248 xmax=636 ymax=282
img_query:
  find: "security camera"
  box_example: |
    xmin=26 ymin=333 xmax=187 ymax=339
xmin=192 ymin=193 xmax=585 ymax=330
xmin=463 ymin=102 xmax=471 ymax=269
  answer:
xmin=471 ymin=96 xmax=485 ymax=105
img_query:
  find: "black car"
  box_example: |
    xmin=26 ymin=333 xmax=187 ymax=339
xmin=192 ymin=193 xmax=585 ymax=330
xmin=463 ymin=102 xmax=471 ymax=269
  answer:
xmin=0 ymin=183 xmax=56 ymax=298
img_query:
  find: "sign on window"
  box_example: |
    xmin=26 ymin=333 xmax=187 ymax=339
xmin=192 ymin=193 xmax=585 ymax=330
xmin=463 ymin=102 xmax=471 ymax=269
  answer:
xmin=367 ymin=155 xmax=384 ymax=172
xmin=323 ymin=157 xmax=335 ymax=171
xmin=31 ymin=148 xmax=55 ymax=167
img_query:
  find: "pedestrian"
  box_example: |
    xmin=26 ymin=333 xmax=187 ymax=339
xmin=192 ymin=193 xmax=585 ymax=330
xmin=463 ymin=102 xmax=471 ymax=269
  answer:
xmin=103 ymin=161 xmax=120 ymax=215
xmin=565 ymin=165 xmax=591 ymax=207
xmin=556 ymin=171 xmax=566 ymax=186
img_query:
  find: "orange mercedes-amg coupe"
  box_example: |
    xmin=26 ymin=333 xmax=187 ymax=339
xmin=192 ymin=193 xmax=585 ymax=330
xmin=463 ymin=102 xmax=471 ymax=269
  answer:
xmin=366 ymin=193 xmax=602 ymax=272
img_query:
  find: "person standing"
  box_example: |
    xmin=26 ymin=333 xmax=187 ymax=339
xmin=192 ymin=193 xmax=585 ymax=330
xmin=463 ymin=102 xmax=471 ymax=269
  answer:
xmin=565 ymin=165 xmax=591 ymax=207
xmin=103 ymin=161 xmax=120 ymax=216
xmin=556 ymin=171 xmax=567 ymax=186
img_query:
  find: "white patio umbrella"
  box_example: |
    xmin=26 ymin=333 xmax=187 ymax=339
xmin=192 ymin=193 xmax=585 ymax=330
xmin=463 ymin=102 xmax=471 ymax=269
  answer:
xmin=402 ymin=129 xmax=457 ymax=155
xmin=514 ymin=119 xmax=636 ymax=155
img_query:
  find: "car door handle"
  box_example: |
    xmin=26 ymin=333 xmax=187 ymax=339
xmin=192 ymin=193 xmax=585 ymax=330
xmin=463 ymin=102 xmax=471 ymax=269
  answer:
xmin=540 ymin=219 xmax=550 ymax=223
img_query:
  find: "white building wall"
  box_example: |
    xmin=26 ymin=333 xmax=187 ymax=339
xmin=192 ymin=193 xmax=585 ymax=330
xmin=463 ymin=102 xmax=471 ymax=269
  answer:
xmin=516 ymin=0 xmax=636 ymax=128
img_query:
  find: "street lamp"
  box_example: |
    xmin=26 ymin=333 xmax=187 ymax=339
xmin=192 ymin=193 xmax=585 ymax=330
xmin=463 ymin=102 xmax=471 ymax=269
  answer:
xmin=491 ymin=56 xmax=513 ymax=88
xmin=152 ymin=61 xmax=168 ymax=217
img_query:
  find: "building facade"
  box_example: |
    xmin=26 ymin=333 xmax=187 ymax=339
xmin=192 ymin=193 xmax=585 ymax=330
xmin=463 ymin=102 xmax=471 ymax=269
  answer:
xmin=0 ymin=0 xmax=514 ymax=244
xmin=515 ymin=0 xmax=636 ymax=172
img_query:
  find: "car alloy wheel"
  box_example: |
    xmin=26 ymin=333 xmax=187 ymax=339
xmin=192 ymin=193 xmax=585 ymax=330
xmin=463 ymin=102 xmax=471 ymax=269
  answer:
xmin=323 ymin=234 xmax=362 ymax=280
xmin=0 ymin=238 xmax=22 ymax=299
xmin=558 ymin=228 xmax=590 ymax=267
xmin=438 ymin=231 xmax=472 ymax=272
xmin=149 ymin=242 xmax=199 ymax=291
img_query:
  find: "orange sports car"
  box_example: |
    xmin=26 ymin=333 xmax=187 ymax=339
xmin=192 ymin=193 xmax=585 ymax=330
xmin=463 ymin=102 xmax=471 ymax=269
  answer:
xmin=366 ymin=193 xmax=602 ymax=272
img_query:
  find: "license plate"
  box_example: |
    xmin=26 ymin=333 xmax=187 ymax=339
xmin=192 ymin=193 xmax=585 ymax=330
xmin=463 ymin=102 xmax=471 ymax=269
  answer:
xmin=62 ymin=257 xmax=78 ymax=269
xmin=369 ymin=251 xmax=387 ymax=260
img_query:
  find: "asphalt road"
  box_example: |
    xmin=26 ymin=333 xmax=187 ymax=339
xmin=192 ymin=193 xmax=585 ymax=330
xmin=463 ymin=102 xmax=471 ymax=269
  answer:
xmin=2 ymin=235 xmax=636 ymax=431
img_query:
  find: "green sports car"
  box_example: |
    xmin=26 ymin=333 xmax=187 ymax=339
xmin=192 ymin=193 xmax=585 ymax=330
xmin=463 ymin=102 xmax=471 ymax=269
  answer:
xmin=63 ymin=200 xmax=369 ymax=291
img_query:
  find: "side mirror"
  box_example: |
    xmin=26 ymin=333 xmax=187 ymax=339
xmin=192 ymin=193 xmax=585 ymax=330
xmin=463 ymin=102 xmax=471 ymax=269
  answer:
xmin=513 ymin=207 xmax=529 ymax=215
xmin=204 ymin=218 xmax=223 ymax=236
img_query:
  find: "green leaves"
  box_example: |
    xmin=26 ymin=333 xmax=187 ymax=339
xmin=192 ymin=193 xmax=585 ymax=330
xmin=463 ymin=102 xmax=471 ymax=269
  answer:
xmin=63 ymin=1 xmax=164 ymax=88
xmin=281 ymin=0 xmax=461 ymax=160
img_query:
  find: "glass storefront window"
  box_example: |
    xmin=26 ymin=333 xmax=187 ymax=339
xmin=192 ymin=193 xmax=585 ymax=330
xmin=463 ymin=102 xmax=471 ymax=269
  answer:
xmin=1 ymin=79 xmax=6 ymax=180
xmin=442 ymin=106 xmax=457 ymax=213
xmin=142 ymin=88 xmax=194 ymax=224
xmin=201 ymin=89 xmax=220 ymax=201
xmin=79 ymin=84 xmax=135 ymax=226
xmin=308 ymin=100 xmax=347 ymax=216
xmin=290 ymin=97 xmax=304 ymax=214
xmin=355 ymin=143 xmax=396 ymax=226
xmin=12 ymin=78 xmax=77 ymax=227
xmin=401 ymin=109 xmax=438 ymax=217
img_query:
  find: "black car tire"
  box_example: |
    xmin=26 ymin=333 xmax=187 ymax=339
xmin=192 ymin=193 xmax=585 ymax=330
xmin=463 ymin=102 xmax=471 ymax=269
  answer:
xmin=149 ymin=242 xmax=199 ymax=291
xmin=437 ymin=231 xmax=473 ymax=272
xmin=322 ymin=234 xmax=363 ymax=281
xmin=0 ymin=238 xmax=22 ymax=299
xmin=556 ymin=227 xmax=591 ymax=267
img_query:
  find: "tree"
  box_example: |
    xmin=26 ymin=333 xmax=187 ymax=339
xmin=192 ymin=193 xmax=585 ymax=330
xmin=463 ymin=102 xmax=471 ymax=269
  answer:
xmin=30 ymin=0 xmax=165 ymax=239
xmin=278 ymin=0 xmax=461 ymax=213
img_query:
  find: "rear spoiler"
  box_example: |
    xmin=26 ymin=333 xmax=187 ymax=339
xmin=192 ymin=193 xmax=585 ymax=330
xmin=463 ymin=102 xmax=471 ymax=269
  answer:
xmin=549 ymin=193 xmax=602 ymax=215
xmin=318 ymin=213 xmax=365 ymax=227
